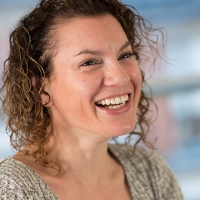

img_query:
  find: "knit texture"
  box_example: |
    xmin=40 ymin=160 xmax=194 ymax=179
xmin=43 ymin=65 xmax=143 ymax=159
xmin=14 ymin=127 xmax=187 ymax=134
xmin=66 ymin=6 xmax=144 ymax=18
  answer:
xmin=0 ymin=144 xmax=184 ymax=200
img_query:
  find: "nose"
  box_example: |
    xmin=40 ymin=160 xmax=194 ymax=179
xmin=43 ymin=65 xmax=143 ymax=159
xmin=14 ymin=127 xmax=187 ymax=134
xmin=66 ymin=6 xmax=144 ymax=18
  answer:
xmin=103 ymin=60 xmax=130 ymax=87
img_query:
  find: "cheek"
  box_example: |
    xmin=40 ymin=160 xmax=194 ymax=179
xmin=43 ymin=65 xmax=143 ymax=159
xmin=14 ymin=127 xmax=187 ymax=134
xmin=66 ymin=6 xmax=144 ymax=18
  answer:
xmin=77 ymin=74 xmax=103 ymax=95
xmin=130 ymin=68 xmax=142 ymax=88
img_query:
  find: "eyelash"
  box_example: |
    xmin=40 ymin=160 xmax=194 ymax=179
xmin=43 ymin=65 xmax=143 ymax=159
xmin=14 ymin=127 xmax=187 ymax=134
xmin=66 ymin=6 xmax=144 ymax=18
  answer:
xmin=80 ymin=59 xmax=102 ymax=67
xmin=118 ymin=52 xmax=138 ymax=60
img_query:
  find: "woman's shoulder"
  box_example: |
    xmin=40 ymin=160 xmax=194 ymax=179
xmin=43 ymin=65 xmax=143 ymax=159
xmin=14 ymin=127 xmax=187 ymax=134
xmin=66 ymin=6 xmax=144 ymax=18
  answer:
xmin=0 ymin=157 xmax=38 ymax=199
xmin=0 ymin=157 xmax=58 ymax=199
xmin=109 ymin=143 xmax=170 ymax=172
xmin=1 ymin=156 xmax=27 ymax=171
xmin=0 ymin=157 xmax=37 ymax=182
xmin=108 ymin=143 xmax=184 ymax=200
xmin=0 ymin=157 xmax=29 ymax=199
xmin=109 ymin=143 xmax=169 ymax=167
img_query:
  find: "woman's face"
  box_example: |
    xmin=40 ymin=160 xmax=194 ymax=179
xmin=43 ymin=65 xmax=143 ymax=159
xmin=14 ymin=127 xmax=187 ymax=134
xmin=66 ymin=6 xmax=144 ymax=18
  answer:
xmin=44 ymin=14 xmax=142 ymax=138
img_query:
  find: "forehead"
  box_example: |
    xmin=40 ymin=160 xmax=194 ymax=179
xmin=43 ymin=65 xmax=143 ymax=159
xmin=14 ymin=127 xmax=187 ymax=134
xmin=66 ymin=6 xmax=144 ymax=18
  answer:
xmin=51 ymin=14 xmax=128 ymax=53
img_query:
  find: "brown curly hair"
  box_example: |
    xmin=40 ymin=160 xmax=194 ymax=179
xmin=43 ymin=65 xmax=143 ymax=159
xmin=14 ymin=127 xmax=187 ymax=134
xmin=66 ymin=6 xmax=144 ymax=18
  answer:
xmin=1 ymin=0 xmax=164 ymax=165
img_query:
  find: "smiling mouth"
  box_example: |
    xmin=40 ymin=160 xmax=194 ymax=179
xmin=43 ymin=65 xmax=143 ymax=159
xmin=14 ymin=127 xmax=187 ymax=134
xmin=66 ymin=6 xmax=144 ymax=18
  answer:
xmin=95 ymin=94 xmax=129 ymax=110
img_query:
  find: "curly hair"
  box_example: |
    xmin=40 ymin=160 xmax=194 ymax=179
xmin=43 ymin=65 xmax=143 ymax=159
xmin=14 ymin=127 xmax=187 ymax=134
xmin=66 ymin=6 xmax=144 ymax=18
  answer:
xmin=1 ymin=0 xmax=164 ymax=165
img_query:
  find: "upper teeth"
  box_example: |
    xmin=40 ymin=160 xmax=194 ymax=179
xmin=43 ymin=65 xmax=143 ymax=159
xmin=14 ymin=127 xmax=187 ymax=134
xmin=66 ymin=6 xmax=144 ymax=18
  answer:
xmin=96 ymin=94 xmax=129 ymax=106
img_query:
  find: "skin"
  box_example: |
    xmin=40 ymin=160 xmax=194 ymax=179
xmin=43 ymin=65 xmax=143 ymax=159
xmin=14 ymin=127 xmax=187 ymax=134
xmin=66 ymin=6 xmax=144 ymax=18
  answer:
xmin=15 ymin=14 xmax=142 ymax=200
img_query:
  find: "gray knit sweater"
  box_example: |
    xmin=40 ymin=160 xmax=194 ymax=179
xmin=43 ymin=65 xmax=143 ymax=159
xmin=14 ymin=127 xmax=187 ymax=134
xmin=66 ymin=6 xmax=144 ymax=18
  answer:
xmin=0 ymin=144 xmax=184 ymax=200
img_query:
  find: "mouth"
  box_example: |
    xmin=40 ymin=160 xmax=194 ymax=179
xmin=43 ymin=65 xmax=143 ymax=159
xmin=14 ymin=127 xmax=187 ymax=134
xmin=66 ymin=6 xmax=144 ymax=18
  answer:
xmin=95 ymin=94 xmax=130 ymax=110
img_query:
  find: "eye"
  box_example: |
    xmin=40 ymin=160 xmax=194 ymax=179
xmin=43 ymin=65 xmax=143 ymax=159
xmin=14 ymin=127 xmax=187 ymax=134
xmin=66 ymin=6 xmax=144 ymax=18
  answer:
xmin=81 ymin=60 xmax=95 ymax=66
xmin=80 ymin=59 xmax=102 ymax=67
xmin=118 ymin=52 xmax=139 ymax=61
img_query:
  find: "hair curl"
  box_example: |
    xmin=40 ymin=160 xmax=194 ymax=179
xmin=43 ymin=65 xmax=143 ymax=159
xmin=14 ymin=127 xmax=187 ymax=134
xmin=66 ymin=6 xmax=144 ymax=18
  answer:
xmin=1 ymin=0 xmax=164 ymax=165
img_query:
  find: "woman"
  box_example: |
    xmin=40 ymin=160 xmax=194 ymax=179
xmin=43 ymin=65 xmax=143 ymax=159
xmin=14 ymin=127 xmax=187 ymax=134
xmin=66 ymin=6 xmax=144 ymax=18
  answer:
xmin=0 ymin=0 xmax=183 ymax=199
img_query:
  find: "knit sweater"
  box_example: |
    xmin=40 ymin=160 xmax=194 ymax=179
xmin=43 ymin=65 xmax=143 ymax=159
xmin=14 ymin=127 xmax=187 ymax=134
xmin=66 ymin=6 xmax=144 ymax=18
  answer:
xmin=0 ymin=144 xmax=184 ymax=200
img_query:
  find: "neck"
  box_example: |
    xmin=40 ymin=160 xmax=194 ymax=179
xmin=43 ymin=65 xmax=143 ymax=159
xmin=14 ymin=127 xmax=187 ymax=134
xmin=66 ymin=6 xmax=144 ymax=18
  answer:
xmin=45 ymin=127 xmax=117 ymax=183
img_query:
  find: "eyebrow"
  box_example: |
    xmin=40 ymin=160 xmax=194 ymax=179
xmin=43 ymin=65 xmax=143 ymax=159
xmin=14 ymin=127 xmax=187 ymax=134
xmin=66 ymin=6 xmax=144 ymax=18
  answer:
xmin=119 ymin=41 xmax=131 ymax=52
xmin=75 ymin=41 xmax=131 ymax=56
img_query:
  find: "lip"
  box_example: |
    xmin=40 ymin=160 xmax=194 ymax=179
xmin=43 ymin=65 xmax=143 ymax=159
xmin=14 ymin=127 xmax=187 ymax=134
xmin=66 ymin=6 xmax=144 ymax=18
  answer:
xmin=95 ymin=93 xmax=132 ymax=115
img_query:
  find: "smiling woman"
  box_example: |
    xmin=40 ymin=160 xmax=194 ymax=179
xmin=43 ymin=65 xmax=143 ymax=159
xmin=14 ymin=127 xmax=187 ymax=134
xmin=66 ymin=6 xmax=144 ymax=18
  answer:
xmin=0 ymin=0 xmax=183 ymax=199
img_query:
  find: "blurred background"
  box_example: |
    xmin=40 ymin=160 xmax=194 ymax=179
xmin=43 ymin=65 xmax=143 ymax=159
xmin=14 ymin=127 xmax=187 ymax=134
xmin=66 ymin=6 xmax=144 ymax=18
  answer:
xmin=0 ymin=0 xmax=200 ymax=199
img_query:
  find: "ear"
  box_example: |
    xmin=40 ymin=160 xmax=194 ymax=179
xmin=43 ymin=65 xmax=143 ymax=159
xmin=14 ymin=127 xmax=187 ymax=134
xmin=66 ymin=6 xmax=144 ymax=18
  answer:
xmin=31 ymin=76 xmax=54 ymax=107
xmin=41 ymin=77 xmax=54 ymax=107
xmin=39 ymin=90 xmax=50 ymax=107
